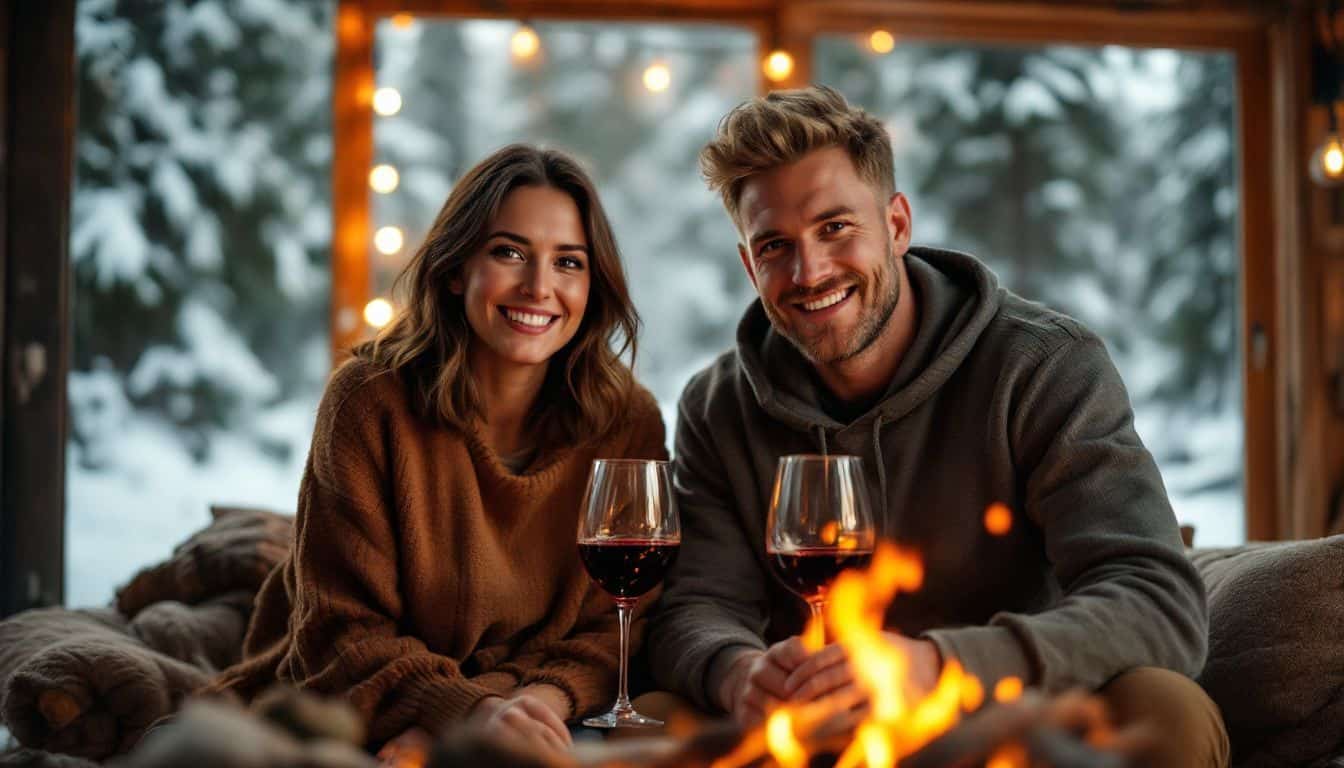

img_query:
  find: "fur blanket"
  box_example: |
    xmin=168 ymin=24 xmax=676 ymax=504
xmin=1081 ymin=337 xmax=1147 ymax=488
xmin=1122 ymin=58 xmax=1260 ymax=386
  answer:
xmin=0 ymin=507 xmax=291 ymax=761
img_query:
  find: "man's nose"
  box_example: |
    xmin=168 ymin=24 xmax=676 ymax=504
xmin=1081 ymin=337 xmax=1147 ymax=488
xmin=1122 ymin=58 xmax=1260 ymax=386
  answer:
xmin=791 ymin=241 xmax=833 ymax=288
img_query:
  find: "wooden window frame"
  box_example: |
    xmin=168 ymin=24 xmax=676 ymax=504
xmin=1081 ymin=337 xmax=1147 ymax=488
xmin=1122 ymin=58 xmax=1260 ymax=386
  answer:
xmin=2 ymin=0 xmax=75 ymax=614
xmin=333 ymin=0 xmax=1315 ymax=542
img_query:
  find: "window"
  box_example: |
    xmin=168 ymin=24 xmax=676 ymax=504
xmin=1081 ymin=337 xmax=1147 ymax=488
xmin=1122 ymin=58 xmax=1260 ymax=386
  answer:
xmin=66 ymin=0 xmax=333 ymax=606
xmin=368 ymin=18 xmax=760 ymax=418
xmin=815 ymin=37 xmax=1243 ymax=543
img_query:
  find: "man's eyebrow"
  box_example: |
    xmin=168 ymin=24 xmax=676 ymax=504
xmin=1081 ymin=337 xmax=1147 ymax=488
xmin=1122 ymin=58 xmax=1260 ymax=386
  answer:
xmin=811 ymin=206 xmax=856 ymax=223
xmin=486 ymin=231 xmax=589 ymax=254
xmin=749 ymin=229 xmax=784 ymax=248
xmin=747 ymin=206 xmax=858 ymax=249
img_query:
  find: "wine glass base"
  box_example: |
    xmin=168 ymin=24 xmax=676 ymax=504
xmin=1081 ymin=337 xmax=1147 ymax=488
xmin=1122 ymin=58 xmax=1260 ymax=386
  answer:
xmin=581 ymin=709 xmax=663 ymax=729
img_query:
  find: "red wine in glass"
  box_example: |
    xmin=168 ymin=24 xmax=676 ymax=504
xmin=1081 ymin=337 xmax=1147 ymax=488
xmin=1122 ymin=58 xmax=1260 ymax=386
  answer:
xmin=578 ymin=539 xmax=680 ymax=599
xmin=770 ymin=547 xmax=874 ymax=602
xmin=575 ymin=459 xmax=679 ymax=728
xmin=766 ymin=455 xmax=876 ymax=632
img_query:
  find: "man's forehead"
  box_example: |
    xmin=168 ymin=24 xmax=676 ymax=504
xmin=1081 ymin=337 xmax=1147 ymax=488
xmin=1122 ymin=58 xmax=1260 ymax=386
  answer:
xmin=739 ymin=154 xmax=863 ymax=236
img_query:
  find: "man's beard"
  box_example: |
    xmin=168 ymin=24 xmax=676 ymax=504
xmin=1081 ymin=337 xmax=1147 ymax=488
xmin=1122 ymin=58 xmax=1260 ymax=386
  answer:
xmin=764 ymin=242 xmax=901 ymax=365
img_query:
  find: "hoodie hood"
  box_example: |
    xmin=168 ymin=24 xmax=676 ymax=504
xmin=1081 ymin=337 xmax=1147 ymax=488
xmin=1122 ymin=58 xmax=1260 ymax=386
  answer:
xmin=735 ymin=246 xmax=1002 ymax=434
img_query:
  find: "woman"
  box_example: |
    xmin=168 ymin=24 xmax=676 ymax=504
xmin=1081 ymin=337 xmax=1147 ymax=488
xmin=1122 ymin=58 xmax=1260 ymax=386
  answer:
xmin=208 ymin=145 xmax=666 ymax=756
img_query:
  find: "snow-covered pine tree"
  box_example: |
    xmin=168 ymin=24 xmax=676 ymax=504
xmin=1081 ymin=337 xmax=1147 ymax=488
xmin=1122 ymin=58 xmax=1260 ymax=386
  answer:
xmin=71 ymin=0 xmax=332 ymax=464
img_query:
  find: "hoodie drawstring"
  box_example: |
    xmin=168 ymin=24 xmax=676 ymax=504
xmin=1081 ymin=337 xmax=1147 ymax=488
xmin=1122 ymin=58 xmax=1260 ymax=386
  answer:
xmin=814 ymin=426 xmax=829 ymax=456
xmin=872 ymin=414 xmax=888 ymax=512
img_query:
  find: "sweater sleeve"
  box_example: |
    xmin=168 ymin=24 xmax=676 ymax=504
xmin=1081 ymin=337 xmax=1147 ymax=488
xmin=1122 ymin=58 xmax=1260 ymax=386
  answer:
xmin=488 ymin=392 xmax=671 ymax=719
xmin=645 ymin=376 xmax=772 ymax=711
xmin=922 ymin=334 xmax=1209 ymax=692
xmin=283 ymin=373 xmax=509 ymax=743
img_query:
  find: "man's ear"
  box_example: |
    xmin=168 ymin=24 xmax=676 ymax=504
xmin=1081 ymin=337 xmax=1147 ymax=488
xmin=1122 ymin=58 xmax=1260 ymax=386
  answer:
xmin=887 ymin=192 xmax=913 ymax=254
xmin=737 ymin=242 xmax=758 ymax=290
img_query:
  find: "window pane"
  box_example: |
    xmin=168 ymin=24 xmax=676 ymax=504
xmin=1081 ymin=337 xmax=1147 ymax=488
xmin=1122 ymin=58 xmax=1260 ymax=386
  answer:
xmin=66 ymin=0 xmax=333 ymax=606
xmin=369 ymin=19 xmax=759 ymax=421
xmin=816 ymin=38 xmax=1243 ymax=544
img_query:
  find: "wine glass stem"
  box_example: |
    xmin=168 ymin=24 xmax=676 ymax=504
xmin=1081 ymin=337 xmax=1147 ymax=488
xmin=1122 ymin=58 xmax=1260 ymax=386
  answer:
xmin=614 ymin=598 xmax=637 ymax=713
xmin=806 ymin=599 xmax=826 ymax=647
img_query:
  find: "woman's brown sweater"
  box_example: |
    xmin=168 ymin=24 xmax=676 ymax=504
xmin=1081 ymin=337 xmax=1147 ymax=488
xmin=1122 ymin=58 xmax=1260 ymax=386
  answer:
xmin=208 ymin=359 xmax=667 ymax=743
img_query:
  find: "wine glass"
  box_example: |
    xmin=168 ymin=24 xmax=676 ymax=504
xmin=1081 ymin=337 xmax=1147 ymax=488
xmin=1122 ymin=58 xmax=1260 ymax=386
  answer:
xmin=576 ymin=459 xmax=681 ymax=728
xmin=766 ymin=454 xmax=876 ymax=634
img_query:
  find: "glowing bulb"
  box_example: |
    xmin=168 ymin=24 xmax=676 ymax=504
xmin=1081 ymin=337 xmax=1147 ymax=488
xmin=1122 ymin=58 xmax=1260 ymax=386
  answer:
xmin=372 ymin=87 xmax=402 ymax=116
xmin=368 ymin=164 xmax=399 ymax=194
xmin=390 ymin=13 xmax=413 ymax=29
xmin=642 ymin=62 xmax=671 ymax=93
xmin=1326 ymin=142 xmax=1344 ymax=176
xmin=763 ymin=50 xmax=794 ymax=83
xmin=869 ymin=29 xmax=895 ymax=54
xmin=511 ymin=24 xmax=540 ymax=61
xmin=374 ymin=226 xmax=403 ymax=255
xmin=1310 ymin=134 xmax=1344 ymax=186
xmin=363 ymin=298 xmax=394 ymax=329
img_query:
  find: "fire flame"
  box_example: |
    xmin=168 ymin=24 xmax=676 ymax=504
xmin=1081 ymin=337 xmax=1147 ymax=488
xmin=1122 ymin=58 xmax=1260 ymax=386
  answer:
xmin=728 ymin=543 xmax=993 ymax=768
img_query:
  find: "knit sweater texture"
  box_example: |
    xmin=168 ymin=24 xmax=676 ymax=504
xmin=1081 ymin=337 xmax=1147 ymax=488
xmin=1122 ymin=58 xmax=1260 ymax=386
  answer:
xmin=208 ymin=359 xmax=667 ymax=743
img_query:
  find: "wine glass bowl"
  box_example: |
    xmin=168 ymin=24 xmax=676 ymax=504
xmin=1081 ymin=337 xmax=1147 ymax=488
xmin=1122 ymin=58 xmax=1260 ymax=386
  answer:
xmin=576 ymin=459 xmax=680 ymax=728
xmin=766 ymin=454 xmax=876 ymax=625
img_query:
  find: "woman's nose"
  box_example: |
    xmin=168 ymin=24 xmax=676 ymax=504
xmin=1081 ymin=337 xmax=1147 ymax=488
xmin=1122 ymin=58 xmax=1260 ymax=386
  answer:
xmin=521 ymin=261 xmax=552 ymax=299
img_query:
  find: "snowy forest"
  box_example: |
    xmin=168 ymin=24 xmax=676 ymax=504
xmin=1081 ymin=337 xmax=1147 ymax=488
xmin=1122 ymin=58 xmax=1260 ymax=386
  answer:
xmin=66 ymin=1 xmax=1242 ymax=606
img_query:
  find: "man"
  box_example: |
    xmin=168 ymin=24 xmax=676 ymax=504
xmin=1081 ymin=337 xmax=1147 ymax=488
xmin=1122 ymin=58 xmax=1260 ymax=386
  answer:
xmin=645 ymin=86 xmax=1228 ymax=767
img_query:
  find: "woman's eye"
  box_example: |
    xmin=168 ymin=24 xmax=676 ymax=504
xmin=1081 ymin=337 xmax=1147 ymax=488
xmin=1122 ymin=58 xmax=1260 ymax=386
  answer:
xmin=492 ymin=245 xmax=525 ymax=261
xmin=557 ymin=256 xmax=585 ymax=270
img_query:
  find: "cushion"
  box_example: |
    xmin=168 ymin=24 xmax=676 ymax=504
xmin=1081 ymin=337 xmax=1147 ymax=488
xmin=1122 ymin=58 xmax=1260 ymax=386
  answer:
xmin=1191 ymin=536 xmax=1344 ymax=767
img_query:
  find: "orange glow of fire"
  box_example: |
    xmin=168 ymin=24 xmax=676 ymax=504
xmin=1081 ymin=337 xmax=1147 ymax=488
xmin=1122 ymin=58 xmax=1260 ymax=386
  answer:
xmin=766 ymin=710 xmax=809 ymax=768
xmin=722 ymin=544 xmax=994 ymax=768
xmin=983 ymin=502 xmax=1013 ymax=536
xmin=994 ymin=676 xmax=1024 ymax=703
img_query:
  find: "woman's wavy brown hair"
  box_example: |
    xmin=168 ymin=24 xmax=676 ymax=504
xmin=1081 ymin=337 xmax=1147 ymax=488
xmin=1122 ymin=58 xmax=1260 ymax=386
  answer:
xmin=355 ymin=144 xmax=639 ymax=443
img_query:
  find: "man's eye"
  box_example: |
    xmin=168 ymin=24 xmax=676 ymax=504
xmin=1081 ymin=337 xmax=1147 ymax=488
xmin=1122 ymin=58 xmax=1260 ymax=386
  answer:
xmin=821 ymin=221 xmax=848 ymax=235
xmin=759 ymin=239 xmax=787 ymax=255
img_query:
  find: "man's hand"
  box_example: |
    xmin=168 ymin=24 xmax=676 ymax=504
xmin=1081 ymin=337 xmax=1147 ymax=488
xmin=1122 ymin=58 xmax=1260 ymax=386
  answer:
xmin=784 ymin=634 xmax=941 ymax=702
xmin=470 ymin=687 xmax=573 ymax=757
xmin=717 ymin=637 xmax=811 ymax=726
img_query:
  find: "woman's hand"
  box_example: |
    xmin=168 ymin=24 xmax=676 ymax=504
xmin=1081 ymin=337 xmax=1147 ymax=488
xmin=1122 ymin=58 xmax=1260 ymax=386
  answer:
xmin=471 ymin=687 xmax=573 ymax=757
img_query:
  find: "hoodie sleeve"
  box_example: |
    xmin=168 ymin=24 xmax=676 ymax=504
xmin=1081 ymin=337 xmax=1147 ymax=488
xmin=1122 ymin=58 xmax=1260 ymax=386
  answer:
xmin=923 ymin=333 xmax=1209 ymax=692
xmin=645 ymin=374 xmax=770 ymax=711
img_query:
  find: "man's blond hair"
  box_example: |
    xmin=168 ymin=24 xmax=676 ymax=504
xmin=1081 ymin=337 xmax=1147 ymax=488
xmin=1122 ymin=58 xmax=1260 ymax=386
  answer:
xmin=700 ymin=85 xmax=895 ymax=230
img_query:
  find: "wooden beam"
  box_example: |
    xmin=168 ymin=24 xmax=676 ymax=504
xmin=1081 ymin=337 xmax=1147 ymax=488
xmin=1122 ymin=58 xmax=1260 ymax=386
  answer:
xmin=2 ymin=0 xmax=75 ymax=614
xmin=331 ymin=0 xmax=376 ymax=359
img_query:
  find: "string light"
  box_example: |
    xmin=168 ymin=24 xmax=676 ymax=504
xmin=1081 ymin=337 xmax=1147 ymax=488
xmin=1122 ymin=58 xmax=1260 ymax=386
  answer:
xmin=374 ymin=226 xmax=404 ymax=255
xmin=1310 ymin=1 xmax=1344 ymax=187
xmin=1312 ymin=135 xmax=1344 ymax=186
xmin=390 ymin=13 xmax=413 ymax=29
xmin=363 ymin=298 xmax=394 ymax=329
xmin=642 ymin=62 xmax=671 ymax=92
xmin=373 ymin=87 xmax=402 ymax=116
xmin=369 ymin=164 xmax=399 ymax=194
xmin=511 ymin=23 xmax=540 ymax=61
xmin=763 ymin=50 xmax=794 ymax=83
xmin=869 ymin=29 xmax=895 ymax=54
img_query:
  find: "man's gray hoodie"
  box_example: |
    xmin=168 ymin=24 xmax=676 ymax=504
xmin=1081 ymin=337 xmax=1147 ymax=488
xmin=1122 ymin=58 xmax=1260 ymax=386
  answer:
xmin=646 ymin=246 xmax=1208 ymax=710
